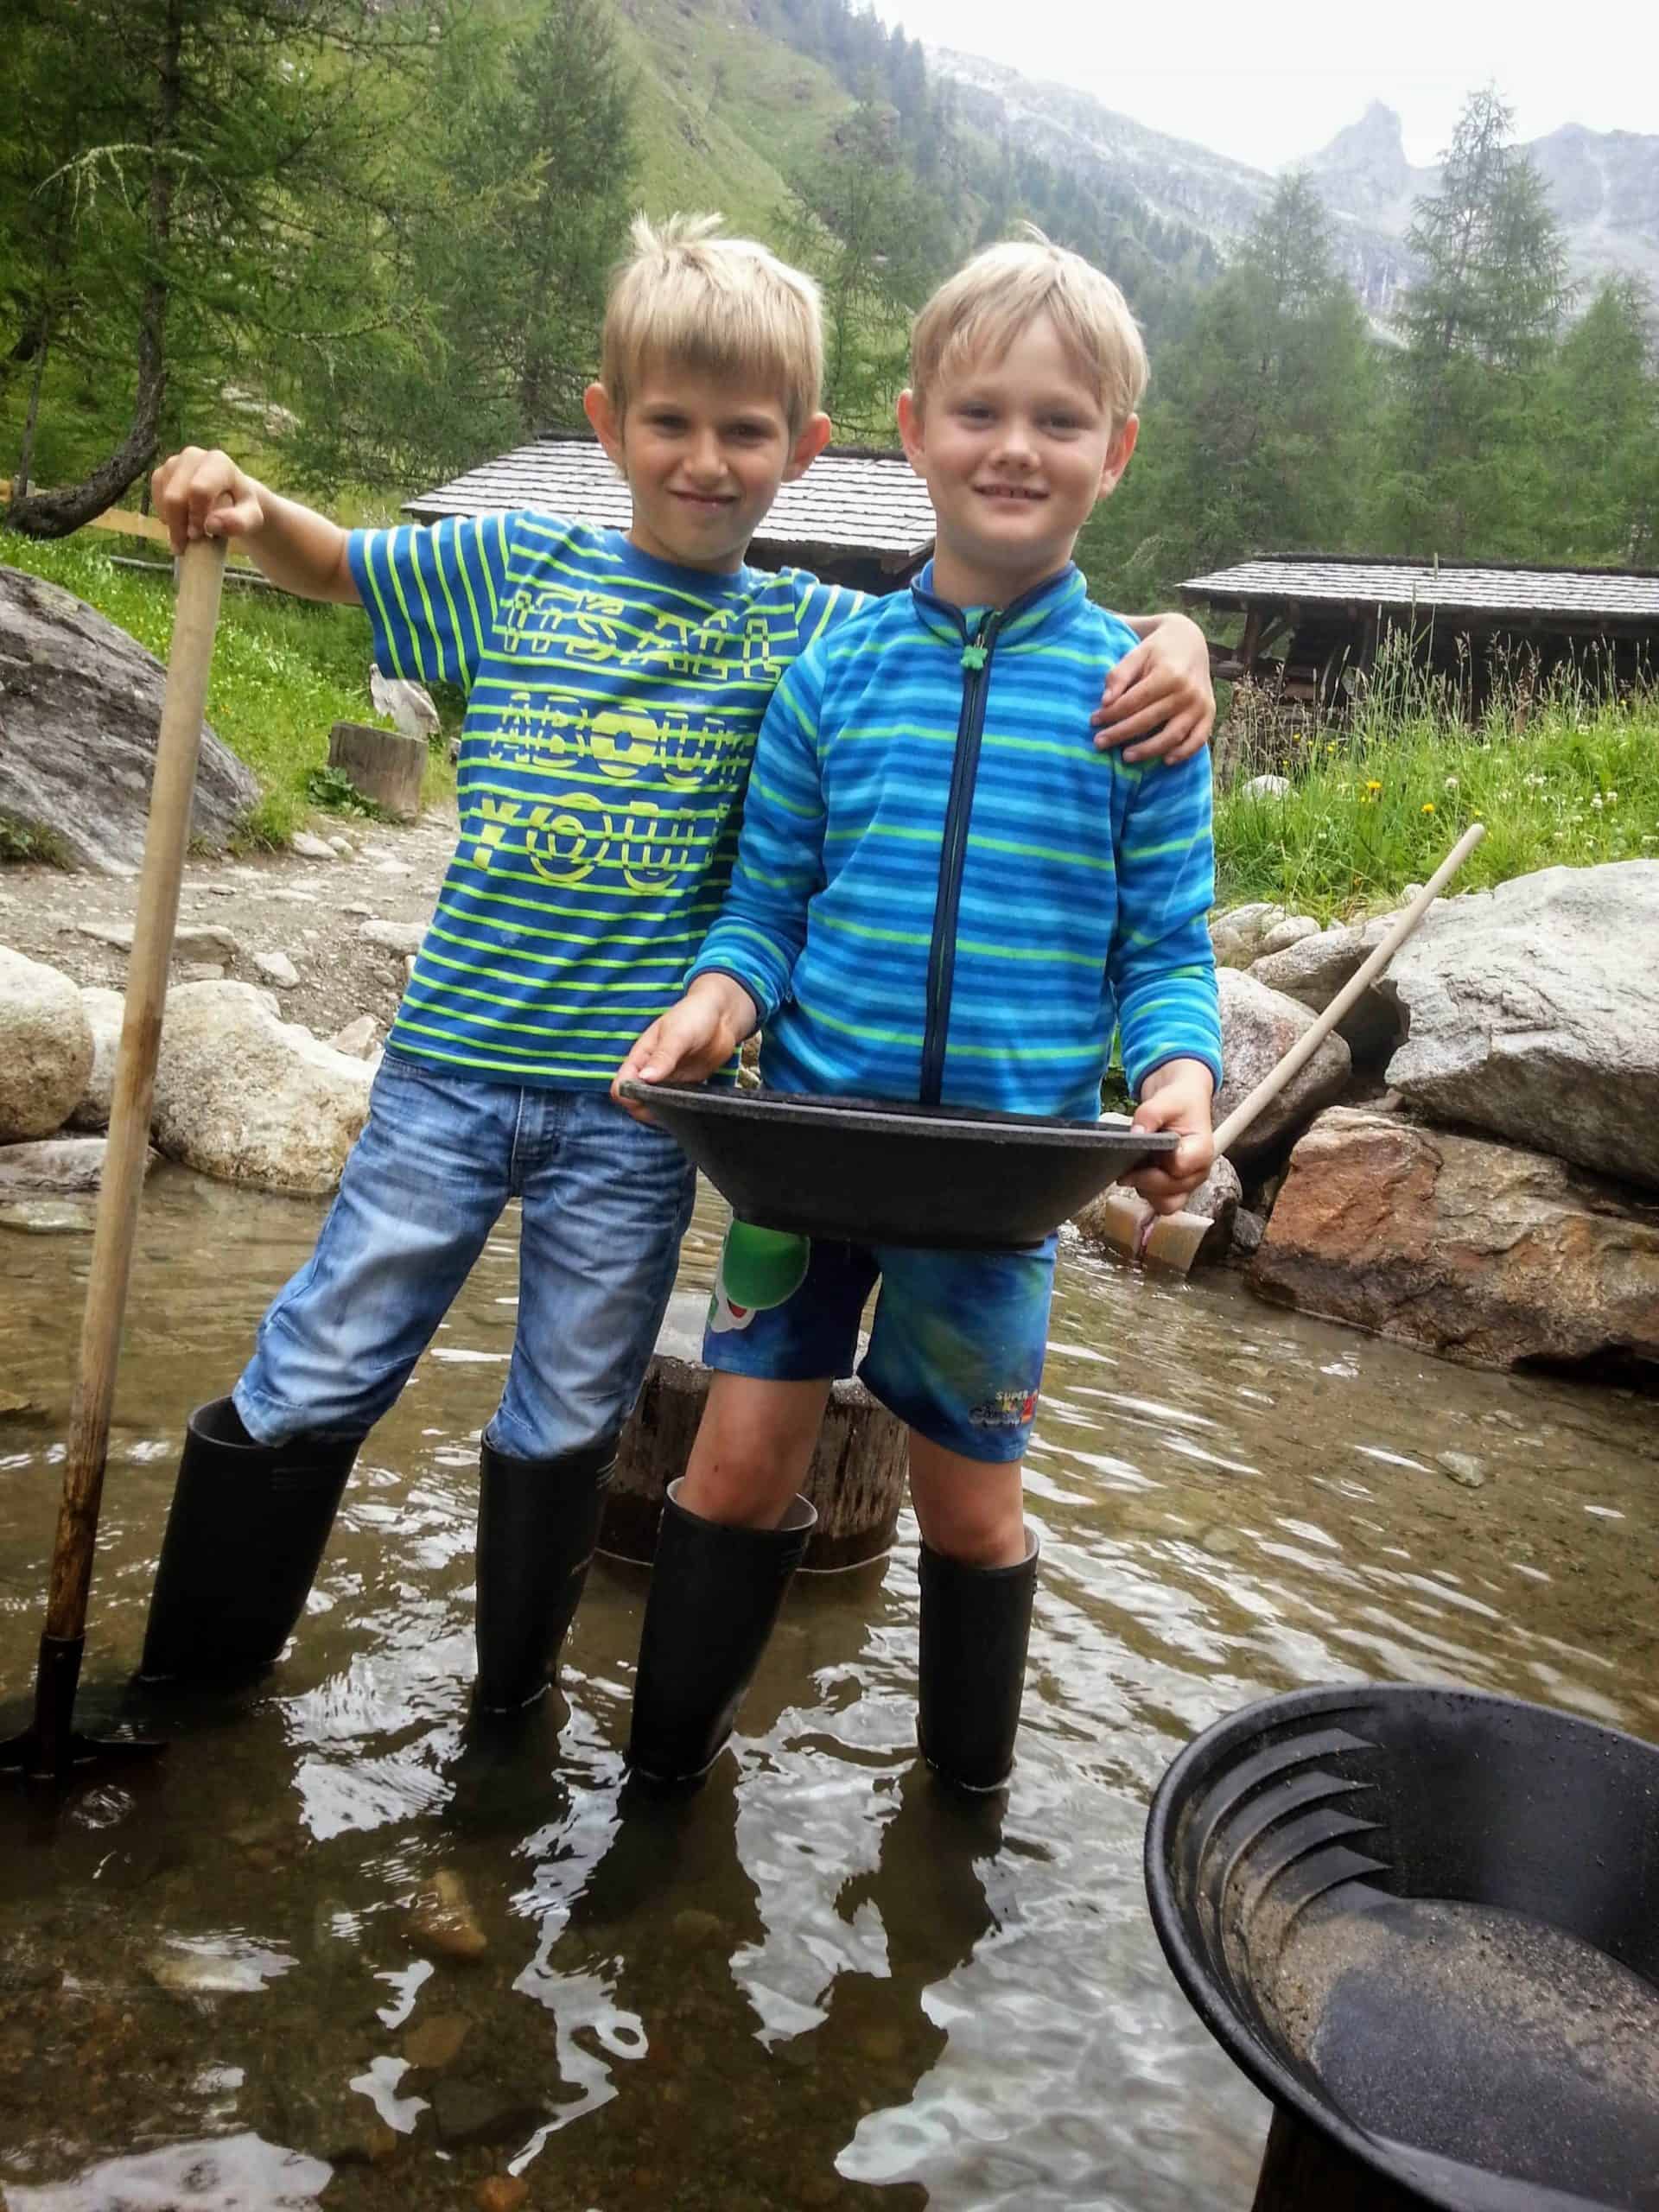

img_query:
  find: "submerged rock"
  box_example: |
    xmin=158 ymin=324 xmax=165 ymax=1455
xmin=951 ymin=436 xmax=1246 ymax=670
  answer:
xmin=407 ymin=1869 xmax=488 ymax=1962
xmin=1250 ymin=1105 xmax=1659 ymax=1382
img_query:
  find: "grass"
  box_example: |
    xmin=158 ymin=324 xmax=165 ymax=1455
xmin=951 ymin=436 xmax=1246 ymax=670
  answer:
xmin=1211 ymin=649 xmax=1659 ymax=922
xmin=0 ymin=528 xmax=458 ymax=849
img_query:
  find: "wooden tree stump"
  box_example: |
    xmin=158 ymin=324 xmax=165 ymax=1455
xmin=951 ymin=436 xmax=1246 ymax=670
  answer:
xmin=602 ymin=1352 xmax=908 ymax=1573
xmin=327 ymin=721 xmax=424 ymax=821
xmin=1250 ymin=2108 xmax=1427 ymax=2212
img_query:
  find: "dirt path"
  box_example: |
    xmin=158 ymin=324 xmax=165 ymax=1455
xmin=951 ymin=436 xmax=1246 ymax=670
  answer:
xmin=0 ymin=804 xmax=460 ymax=1045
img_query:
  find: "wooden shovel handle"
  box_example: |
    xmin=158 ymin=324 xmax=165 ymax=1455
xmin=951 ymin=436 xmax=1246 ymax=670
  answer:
xmin=45 ymin=540 xmax=226 ymax=1641
xmin=1211 ymin=823 xmax=1486 ymax=1158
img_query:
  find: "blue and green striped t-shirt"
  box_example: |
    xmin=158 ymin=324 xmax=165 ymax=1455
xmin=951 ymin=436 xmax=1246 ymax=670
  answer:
xmin=347 ymin=513 xmax=856 ymax=1085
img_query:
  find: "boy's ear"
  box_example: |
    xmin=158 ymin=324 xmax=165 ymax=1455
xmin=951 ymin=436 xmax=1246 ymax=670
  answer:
xmin=896 ymin=389 xmax=925 ymax=474
xmin=584 ymin=382 xmax=625 ymax=469
xmin=783 ymin=410 xmax=833 ymax=483
xmin=1096 ymin=413 xmax=1139 ymax=500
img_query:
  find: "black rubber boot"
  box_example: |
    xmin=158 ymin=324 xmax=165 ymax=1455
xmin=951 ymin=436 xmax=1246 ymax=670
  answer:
xmin=626 ymin=1479 xmax=817 ymax=1787
xmin=473 ymin=1436 xmax=615 ymax=1713
xmin=917 ymin=1530 xmax=1040 ymax=1792
xmin=139 ymin=1396 xmax=361 ymax=1682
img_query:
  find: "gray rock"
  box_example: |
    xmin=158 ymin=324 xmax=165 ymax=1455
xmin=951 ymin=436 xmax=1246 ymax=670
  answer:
xmin=289 ymin=830 xmax=337 ymax=861
xmin=1251 ymin=912 xmax=1401 ymax=1063
xmin=68 ymin=985 xmax=125 ymax=1131
xmin=1256 ymin=913 xmax=1321 ymax=957
xmin=0 ymin=562 xmax=257 ymax=872
xmin=0 ymin=1136 xmax=157 ymax=1195
xmin=252 ymin=950 xmax=300 ymax=988
xmin=329 ymin=1014 xmax=380 ymax=1058
xmin=327 ymin=836 xmax=356 ymax=859
xmin=75 ymin=919 xmax=240 ymax=964
xmin=0 ymin=1198 xmax=95 ymax=1235
xmin=359 ymin=918 xmax=425 ymax=955
xmin=151 ymin=982 xmax=374 ymax=1196
xmin=1231 ymin=1205 xmax=1266 ymax=1255
xmin=1215 ymin=968 xmax=1351 ymax=1161
xmin=0 ymin=946 xmax=93 ymax=1141
xmin=1242 ymin=773 xmax=1291 ymax=798
xmin=1383 ymin=861 xmax=1659 ymax=1192
xmin=1437 ymin=1450 xmax=1488 ymax=1489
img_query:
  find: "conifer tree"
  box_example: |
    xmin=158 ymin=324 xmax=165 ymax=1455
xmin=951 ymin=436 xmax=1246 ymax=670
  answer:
xmin=1375 ymin=87 xmax=1569 ymax=558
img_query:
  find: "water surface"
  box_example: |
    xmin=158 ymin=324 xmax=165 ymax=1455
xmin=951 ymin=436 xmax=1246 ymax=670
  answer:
xmin=3 ymin=1171 xmax=1655 ymax=2209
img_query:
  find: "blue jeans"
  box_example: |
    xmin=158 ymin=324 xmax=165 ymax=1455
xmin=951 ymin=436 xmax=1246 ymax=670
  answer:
xmin=234 ymin=1054 xmax=696 ymax=1460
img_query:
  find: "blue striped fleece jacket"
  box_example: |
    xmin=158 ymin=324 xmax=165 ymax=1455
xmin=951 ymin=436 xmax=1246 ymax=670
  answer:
xmin=687 ymin=563 xmax=1222 ymax=1122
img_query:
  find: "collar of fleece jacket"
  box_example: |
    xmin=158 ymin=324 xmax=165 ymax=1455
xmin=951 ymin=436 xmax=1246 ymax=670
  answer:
xmin=906 ymin=560 xmax=1087 ymax=648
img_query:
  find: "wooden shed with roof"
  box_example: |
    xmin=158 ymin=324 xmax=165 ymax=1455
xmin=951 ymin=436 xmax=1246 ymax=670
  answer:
xmin=1180 ymin=555 xmax=1659 ymax=711
xmin=405 ymin=431 xmax=937 ymax=594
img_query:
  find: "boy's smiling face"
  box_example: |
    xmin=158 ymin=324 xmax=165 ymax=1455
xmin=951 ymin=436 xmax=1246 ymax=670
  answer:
xmin=898 ymin=314 xmax=1137 ymax=608
xmin=585 ymin=371 xmax=830 ymax=575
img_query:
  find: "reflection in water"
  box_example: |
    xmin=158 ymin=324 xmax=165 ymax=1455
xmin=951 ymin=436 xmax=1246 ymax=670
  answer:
xmin=1 ymin=1168 xmax=1655 ymax=2209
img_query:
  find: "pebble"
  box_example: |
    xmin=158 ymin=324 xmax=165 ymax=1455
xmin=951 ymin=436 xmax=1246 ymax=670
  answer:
xmin=476 ymin=2179 xmax=529 ymax=2212
xmin=253 ymin=950 xmax=300 ymax=988
xmin=341 ymin=901 xmax=376 ymax=918
xmin=359 ymin=918 xmax=424 ymax=953
xmin=403 ymin=2012 xmax=472 ymax=2069
xmin=407 ymin=1869 xmax=487 ymax=1961
xmin=175 ymin=962 xmax=227 ymax=982
xmin=205 ymin=883 xmax=238 ymax=897
xmin=327 ymin=836 xmax=356 ymax=859
xmin=290 ymin=831 xmax=338 ymax=861
xmin=268 ymin=888 xmax=319 ymax=905
xmin=1437 ymin=1450 xmax=1487 ymax=1489
xmin=148 ymin=1948 xmax=270 ymax=1995
xmin=671 ymin=1907 xmax=726 ymax=1949
xmin=330 ymin=1014 xmax=380 ymax=1058
xmin=1199 ymin=1525 xmax=1243 ymax=1556
xmin=374 ymin=860 xmax=414 ymax=878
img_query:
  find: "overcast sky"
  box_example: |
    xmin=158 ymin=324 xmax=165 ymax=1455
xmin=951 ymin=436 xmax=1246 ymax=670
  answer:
xmin=868 ymin=0 xmax=1659 ymax=172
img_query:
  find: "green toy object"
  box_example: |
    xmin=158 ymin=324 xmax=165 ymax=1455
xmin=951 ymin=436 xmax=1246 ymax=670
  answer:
xmin=721 ymin=1220 xmax=810 ymax=1311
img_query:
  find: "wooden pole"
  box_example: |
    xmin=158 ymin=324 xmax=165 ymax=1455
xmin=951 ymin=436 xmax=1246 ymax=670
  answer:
xmin=29 ymin=539 xmax=225 ymax=1773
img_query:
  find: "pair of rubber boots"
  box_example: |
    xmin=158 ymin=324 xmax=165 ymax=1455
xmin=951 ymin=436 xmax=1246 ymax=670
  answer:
xmin=626 ymin=1479 xmax=1040 ymax=1795
xmin=139 ymin=1396 xmax=613 ymax=1714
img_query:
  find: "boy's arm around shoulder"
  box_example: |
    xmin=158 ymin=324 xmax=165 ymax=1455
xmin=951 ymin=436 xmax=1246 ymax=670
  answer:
xmin=1108 ymin=738 xmax=1222 ymax=1102
xmin=613 ymin=651 xmax=831 ymax=1113
xmin=684 ymin=645 xmax=833 ymax=1022
xmin=1090 ymin=610 xmax=1214 ymax=766
xmin=151 ymin=448 xmax=358 ymax=602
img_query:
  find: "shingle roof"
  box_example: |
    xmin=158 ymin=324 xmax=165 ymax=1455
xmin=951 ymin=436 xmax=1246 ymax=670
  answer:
xmin=1182 ymin=556 xmax=1659 ymax=622
xmin=405 ymin=434 xmax=937 ymax=564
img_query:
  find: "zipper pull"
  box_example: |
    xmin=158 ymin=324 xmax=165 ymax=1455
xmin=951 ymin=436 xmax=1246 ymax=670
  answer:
xmin=959 ymin=641 xmax=988 ymax=671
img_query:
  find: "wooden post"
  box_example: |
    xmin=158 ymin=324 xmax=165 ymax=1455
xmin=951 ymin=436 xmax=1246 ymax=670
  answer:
xmin=327 ymin=721 xmax=424 ymax=820
xmin=1250 ymin=2108 xmax=1426 ymax=2212
xmin=602 ymin=1353 xmax=909 ymax=1573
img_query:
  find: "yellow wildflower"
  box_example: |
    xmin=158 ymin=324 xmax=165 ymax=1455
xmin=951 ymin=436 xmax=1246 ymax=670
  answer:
xmin=1421 ymin=801 xmax=1435 ymax=815
xmin=1366 ymin=779 xmax=1382 ymax=792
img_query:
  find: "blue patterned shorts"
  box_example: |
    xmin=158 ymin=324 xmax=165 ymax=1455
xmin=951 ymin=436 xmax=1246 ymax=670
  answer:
xmin=700 ymin=1223 xmax=1058 ymax=1465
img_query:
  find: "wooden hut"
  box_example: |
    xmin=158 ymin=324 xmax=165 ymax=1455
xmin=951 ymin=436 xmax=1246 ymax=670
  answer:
xmin=1181 ymin=555 xmax=1659 ymax=713
xmin=405 ymin=431 xmax=936 ymax=594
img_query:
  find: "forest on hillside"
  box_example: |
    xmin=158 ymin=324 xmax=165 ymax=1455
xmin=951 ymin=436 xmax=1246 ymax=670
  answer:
xmin=3 ymin=0 xmax=1656 ymax=603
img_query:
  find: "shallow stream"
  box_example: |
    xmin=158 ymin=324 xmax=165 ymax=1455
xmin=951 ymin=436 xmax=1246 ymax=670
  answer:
xmin=2 ymin=1173 xmax=1655 ymax=2209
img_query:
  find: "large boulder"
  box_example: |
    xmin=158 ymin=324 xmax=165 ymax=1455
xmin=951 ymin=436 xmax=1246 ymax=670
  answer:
xmin=0 ymin=945 xmax=93 ymax=1140
xmin=1382 ymin=861 xmax=1659 ymax=1193
xmin=151 ymin=981 xmax=373 ymax=1196
xmin=0 ymin=563 xmax=259 ymax=873
xmin=1214 ymin=967 xmax=1351 ymax=1163
xmin=1250 ymin=911 xmax=1400 ymax=1064
xmin=1250 ymin=1105 xmax=1659 ymax=1383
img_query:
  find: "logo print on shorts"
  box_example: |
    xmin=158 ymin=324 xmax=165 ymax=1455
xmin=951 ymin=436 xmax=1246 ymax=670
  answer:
xmin=969 ymin=1387 xmax=1039 ymax=1430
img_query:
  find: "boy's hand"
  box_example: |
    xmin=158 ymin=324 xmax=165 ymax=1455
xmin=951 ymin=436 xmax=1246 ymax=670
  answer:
xmin=152 ymin=448 xmax=268 ymax=556
xmin=613 ymin=974 xmax=760 ymax=1121
xmin=1123 ymin=1058 xmax=1216 ymax=1213
xmin=1091 ymin=613 xmax=1215 ymax=766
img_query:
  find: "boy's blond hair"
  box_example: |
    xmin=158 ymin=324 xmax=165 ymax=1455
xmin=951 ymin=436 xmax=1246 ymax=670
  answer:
xmin=601 ymin=213 xmax=824 ymax=436
xmin=909 ymin=227 xmax=1148 ymax=434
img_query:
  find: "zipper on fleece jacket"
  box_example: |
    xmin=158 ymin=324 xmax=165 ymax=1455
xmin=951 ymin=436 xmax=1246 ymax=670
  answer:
xmin=920 ymin=607 xmax=1001 ymax=1106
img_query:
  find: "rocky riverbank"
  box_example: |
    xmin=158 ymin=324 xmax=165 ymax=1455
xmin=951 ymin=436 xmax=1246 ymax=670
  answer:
xmin=2 ymin=830 xmax=1656 ymax=1388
